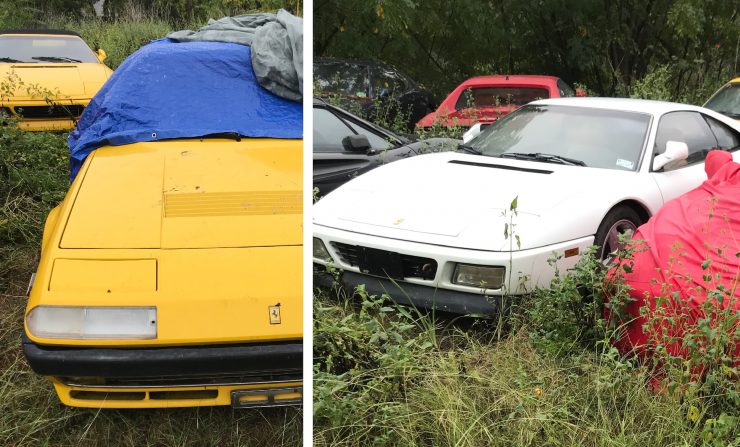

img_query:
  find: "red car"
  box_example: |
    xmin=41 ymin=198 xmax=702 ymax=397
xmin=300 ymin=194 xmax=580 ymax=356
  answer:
xmin=416 ymin=75 xmax=579 ymax=129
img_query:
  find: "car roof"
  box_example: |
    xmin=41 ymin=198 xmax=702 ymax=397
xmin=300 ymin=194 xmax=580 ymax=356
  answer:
xmin=730 ymin=77 xmax=740 ymax=84
xmin=0 ymin=29 xmax=81 ymax=37
xmin=530 ymin=97 xmax=709 ymax=115
xmin=459 ymin=75 xmax=560 ymax=87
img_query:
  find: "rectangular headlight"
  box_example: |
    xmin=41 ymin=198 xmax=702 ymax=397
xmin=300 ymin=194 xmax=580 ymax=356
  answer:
xmin=26 ymin=306 xmax=157 ymax=340
xmin=452 ymin=264 xmax=505 ymax=289
xmin=313 ymin=237 xmax=333 ymax=262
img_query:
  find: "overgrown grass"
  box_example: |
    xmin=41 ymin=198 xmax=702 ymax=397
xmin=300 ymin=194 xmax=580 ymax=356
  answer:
xmin=0 ymin=120 xmax=302 ymax=446
xmin=313 ymin=247 xmax=740 ymax=446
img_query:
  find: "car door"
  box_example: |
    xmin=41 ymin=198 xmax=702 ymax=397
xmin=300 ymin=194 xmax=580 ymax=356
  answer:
xmin=650 ymin=111 xmax=740 ymax=203
xmin=313 ymin=105 xmax=401 ymax=195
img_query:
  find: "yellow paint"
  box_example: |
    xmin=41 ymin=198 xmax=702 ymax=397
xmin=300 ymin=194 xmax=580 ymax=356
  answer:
xmin=0 ymin=34 xmax=112 ymax=131
xmin=26 ymin=137 xmax=303 ymax=407
xmin=49 ymin=259 xmax=157 ymax=292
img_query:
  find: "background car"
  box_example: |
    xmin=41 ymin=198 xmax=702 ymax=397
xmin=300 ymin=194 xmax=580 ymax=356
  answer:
xmin=704 ymin=77 xmax=740 ymax=121
xmin=0 ymin=29 xmax=112 ymax=131
xmin=314 ymin=57 xmax=437 ymax=130
xmin=313 ymin=98 xmax=459 ymax=195
xmin=416 ymin=75 xmax=577 ymax=130
xmin=23 ymin=38 xmax=303 ymax=409
xmin=314 ymin=98 xmax=740 ymax=315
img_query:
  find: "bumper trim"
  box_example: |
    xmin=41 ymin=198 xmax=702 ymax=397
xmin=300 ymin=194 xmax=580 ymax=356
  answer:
xmin=323 ymin=270 xmax=500 ymax=315
xmin=23 ymin=335 xmax=302 ymax=379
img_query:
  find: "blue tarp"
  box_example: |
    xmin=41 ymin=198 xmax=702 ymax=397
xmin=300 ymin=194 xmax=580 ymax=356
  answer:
xmin=68 ymin=38 xmax=302 ymax=180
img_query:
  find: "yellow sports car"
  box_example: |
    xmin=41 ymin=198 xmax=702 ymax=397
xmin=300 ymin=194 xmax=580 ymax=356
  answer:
xmin=22 ymin=37 xmax=303 ymax=408
xmin=704 ymin=77 xmax=740 ymax=121
xmin=0 ymin=30 xmax=112 ymax=131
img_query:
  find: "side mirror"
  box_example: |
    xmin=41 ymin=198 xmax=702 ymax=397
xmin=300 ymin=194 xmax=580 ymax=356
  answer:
xmin=653 ymin=140 xmax=689 ymax=171
xmin=342 ymin=134 xmax=371 ymax=153
xmin=462 ymin=123 xmax=483 ymax=143
xmin=96 ymin=48 xmax=107 ymax=63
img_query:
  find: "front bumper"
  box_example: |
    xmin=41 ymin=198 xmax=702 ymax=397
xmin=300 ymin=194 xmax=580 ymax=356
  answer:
xmin=23 ymin=336 xmax=302 ymax=408
xmin=16 ymin=118 xmax=77 ymax=131
xmin=314 ymin=224 xmax=594 ymax=313
xmin=316 ymin=268 xmax=500 ymax=315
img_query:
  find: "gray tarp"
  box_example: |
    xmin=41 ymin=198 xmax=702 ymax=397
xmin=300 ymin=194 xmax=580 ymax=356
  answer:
xmin=167 ymin=9 xmax=302 ymax=102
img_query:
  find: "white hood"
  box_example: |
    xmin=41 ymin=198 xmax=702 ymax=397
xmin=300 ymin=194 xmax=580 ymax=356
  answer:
xmin=314 ymin=152 xmax=656 ymax=251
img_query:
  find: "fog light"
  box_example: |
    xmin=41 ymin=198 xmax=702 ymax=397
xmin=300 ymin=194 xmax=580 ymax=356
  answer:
xmin=313 ymin=237 xmax=333 ymax=262
xmin=452 ymin=264 xmax=505 ymax=289
xmin=26 ymin=306 xmax=157 ymax=340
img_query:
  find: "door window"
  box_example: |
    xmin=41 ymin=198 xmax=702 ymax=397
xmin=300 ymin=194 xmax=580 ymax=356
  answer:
xmin=654 ymin=111 xmax=718 ymax=170
xmin=704 ymin=115 xmax=740 ymax=150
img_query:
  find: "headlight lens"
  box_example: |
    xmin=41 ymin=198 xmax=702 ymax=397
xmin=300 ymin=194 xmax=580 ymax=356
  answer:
xmin=452 ymin=264 xmax=505 ymax=289
xmin=26 ymin=306 xmax=157 ymax=340
xmin=313 ymin=237 xmax=333 ymax=262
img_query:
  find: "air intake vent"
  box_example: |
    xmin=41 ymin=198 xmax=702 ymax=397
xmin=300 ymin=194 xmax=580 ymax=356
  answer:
xmin=164 ymin=191 xmax=302 ymax=218
xmin=13 ymin=105 xmax=84 ymax=119
xmin=448 ymin=160 xmax=553 ymax=174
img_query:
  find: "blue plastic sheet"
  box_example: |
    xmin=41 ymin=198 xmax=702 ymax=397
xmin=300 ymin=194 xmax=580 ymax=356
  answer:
xmin=68 ymin=39 xmax=302 ymax=180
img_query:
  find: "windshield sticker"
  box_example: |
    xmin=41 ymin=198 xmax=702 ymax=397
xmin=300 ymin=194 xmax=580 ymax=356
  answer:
xmin=616 ymin=158 xmax=634 ymax=170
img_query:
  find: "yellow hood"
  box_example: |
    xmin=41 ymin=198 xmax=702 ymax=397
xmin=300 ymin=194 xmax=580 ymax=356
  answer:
xmin=0 ymin=62 xmax=111 ymax=100
xmin=61 ymin=138 xmax=303 ymax=249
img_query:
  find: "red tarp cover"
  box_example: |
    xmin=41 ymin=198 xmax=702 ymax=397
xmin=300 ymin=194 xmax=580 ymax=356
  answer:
xmin=609 ymin=150 xmax=740 ymax=363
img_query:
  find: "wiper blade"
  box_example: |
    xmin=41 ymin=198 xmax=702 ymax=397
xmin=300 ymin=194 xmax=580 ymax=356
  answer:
xmin=31 ymin=56 xmax=82 ymax=63
xmin=457 ymin=143 xmax=483 ymax=155
xmin=0 ymin=57 xmax=23 ymax=62
xmin=499 ymin=152 xmax=586 ymax=166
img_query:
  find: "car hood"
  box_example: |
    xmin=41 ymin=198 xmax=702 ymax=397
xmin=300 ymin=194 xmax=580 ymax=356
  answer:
xmin=314 ymin=152 xmax=640 ymax=251
xmin=61 ymin=138 xmax=302 ymax=249
xmin=0 ymin=63 xmax=110 ymax=99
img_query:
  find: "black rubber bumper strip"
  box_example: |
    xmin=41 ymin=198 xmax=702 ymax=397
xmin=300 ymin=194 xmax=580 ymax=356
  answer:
xmin=336 ymin=270 xmax=500 ymax=315
xmin=22 ymin=335 xmax=302 ymax=379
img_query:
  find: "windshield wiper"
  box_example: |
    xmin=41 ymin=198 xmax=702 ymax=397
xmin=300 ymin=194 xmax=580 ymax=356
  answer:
xmin=31 ymin=56 xmax=82 ymax=63
xmin=499 ymin=152 xmax=586 ymax=166
xmin=457 ymin=143 xmax=483 ymax=155
xmin=0 ymin=57 xmax=24 ymax=63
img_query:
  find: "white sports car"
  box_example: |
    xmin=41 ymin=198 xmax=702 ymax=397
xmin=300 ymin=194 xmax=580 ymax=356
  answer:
xmin=313 ymin=98 xmax=740 ymax=314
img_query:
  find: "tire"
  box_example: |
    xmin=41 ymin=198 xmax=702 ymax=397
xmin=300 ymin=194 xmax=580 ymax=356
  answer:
xmin=593 ymin=206 xmax=642 ymax=261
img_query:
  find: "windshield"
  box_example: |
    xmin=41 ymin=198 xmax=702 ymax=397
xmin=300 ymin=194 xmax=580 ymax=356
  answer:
xmin=455 ymin=87 xmax=549 ymax=110
xmin=0 ymin=35 xmax=98 ymax=63
xmin=467 ymin=104 xmax=651 ymax=170
xmin=704 ymin=83 xmax=740 ymax=119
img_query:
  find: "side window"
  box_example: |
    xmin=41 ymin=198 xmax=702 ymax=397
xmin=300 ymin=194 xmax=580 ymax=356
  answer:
xmin=343 ymin=119 xmax=393 ymax=151
xmin=313 ymin=107 xmax=394 ymax=152
xmin=704 ymin=115 xmax=740 ymax=150
xmin=313 ymin=108 xmax=355 ymax=152
xmin=556 ymin=79 xmax=575 ymax=97
xmin=654 ymin=111 xmax=718 ymax=169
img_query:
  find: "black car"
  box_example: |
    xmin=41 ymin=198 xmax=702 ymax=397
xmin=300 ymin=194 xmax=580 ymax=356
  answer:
xmin=314 ymin=58 xmax=436 ymax=130
xmin=313 ymin=98 xmax=458 ymax=196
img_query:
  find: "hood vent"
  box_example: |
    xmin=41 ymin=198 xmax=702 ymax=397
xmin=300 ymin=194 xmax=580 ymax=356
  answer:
xmin=164 ymin=190 xmax=302 ymax=218
xmin=448 ymin=160 xmax=553 ymax=174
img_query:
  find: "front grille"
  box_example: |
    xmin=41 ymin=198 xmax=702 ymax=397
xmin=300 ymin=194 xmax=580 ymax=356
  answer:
xmin=330 ymin=242 xmax=437 ymax=280
xmin=13 ymin=104 xmax=84 ymax=119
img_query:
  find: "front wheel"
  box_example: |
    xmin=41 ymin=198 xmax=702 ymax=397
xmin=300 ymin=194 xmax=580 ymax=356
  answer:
xmin=594 ymin=206 xmax=642 ymax=261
